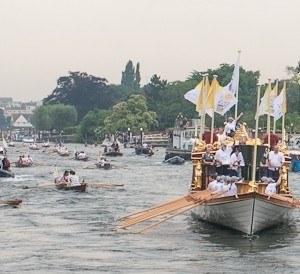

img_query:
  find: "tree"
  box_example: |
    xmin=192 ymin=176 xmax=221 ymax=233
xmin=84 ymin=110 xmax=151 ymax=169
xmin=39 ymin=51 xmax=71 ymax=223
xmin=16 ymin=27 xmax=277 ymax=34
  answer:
xmin=104 ymin=94 xmax=158 ymax=133
xmin=32 ymin=105 xmax=52 ymax=130
xmin=77 ymin=108 xmax=110 ymax=142
xmin=43 ymin=71 xmax=118 ymax=119
xmin=33 ymin=104 xmax=78 ymax=131
xmin=143 ymin=74 xmax=167 ymax=111
xmin=121 ymin=60 xmax=141 ymax=92
xmin=121 ymin=60 xmax=135 ymax=90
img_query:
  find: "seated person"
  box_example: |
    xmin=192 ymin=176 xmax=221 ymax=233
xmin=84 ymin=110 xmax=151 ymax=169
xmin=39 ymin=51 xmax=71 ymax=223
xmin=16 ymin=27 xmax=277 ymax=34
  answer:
xmin=207 ymin=174 xmax=218 ymax=191
xmin=77 ymin=151 xmax=87 ymax=159
xmin=66 ymin=170 xmax=82 ymax=187
xmin=265 ymin=174 xmax=282 ymax=196
xmin=26 ymin=155 xmax=33 ymax=164
xmin=58 ymin=170 xmax=69 ymax=183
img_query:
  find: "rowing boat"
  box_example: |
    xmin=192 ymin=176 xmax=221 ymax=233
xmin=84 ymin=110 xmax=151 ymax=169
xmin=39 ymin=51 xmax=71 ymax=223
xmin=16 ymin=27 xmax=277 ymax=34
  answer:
xmin=56 ymin=182 xmax=87 ymax=192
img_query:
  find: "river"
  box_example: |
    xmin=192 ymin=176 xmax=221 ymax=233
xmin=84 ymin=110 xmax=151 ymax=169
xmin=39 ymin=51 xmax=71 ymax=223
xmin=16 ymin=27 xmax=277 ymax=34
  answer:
xmin=0 ymin=143 xmax=300 ymax=273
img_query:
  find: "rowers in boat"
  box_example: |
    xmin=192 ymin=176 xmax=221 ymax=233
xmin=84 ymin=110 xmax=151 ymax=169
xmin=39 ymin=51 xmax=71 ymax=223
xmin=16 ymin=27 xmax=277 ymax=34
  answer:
xmin=135 ymin=143 xmax=154 ymax=156
xmin=74 ymin=150 xmax=89 ymax=161
xmin=15 ymin=155 xmax=33 ymax=167
xmin=57 ymin=146 xmax=70 ymax=156
xmin=96 ymin=155 xmax=112 ymax=170
xmin=104 ymin=140 xmax=123 ymax=157
xmin=55 ymin=170 xmax=87 ymax=192
xmin=29 ymin=142 xmax=39 ymax=150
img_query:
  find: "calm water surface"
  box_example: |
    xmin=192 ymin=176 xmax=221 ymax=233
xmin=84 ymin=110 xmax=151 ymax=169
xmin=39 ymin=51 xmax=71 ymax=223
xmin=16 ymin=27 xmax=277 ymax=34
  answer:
xmin=1 ymin=143 xmax=300 ymax=273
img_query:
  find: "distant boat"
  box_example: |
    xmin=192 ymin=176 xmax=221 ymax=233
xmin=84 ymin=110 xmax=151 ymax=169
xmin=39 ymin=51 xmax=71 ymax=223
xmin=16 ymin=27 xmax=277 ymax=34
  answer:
xmin=164 ymin=155 xmax=185 ymax=165
xmin=23 ymin=137 xmax=35 ymax=143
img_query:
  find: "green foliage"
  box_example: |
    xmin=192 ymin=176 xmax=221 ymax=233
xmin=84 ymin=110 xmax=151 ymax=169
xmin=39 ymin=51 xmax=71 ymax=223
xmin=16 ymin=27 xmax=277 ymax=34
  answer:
xmin=121 ymin=60 xmax=141 ymax=91
xmin=76 ymin=108 xmax=110 ymax=142
xmin=43 ymin=72 xmax=118 ymax=119
xmin=33 ymin=104 xmax=77 ymax=131
xmin=104 ymin=94 xmax=158 ymax=132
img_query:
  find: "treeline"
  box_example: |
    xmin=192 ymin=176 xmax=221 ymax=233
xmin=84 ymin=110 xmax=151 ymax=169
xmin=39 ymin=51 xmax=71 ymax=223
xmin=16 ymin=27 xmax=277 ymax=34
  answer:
xmin=32 ymin=60 xmax=300 ymax=142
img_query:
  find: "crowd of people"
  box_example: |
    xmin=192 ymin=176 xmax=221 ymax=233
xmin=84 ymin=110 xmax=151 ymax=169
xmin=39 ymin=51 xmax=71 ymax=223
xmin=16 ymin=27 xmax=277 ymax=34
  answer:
xmin=17 ymin=155 xmax=33 ymax=165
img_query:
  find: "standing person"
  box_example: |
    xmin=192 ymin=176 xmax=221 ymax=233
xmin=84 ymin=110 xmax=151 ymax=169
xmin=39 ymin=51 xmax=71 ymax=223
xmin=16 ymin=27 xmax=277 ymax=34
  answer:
xmin=229 ymin=147 xmax=245 ymax=177
xmin=267 ymin=145 xmax=285 ymax=180
xmin=224 ymin=113 xmax=243 ymax=136
xmin=259 ymin=149 xmax=269 ymax=179
xmin=202 ymin=147 xmax=215 ymax=176
xmin=215 ymin=142 xmax=232 ymax=175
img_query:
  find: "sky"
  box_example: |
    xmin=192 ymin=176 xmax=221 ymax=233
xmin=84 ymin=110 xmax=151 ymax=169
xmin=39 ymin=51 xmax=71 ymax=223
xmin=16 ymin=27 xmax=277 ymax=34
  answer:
xmin=0 ymin=0 xmax=299 ymax=102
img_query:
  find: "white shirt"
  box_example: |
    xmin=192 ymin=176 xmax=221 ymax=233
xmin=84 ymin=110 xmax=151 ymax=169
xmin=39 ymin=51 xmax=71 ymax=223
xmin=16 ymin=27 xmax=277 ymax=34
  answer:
xmin=67 ymin=175 xmax=81 ymax=186
xmin=78 ymin=152 xmax=87 ymax=159
xmin=212 ymin=182 xmax=227 ymax=194
xmin=217 ymin=133 xmax=226 ymax=141
xmin=227 ymin=183 xmax=237 ymax=196
xmin=265 ymin=183 xmax=277 ymax=195
xmin=224 ymin=121 xmax=236 ymax=134
xmin=215 ymin=147 xmax=232 ymax=166
xmin=230 ymin=152 xmax=245 ymax=171
xmin=268 ymin=151 xmax=285 ymax=171
xmin=207 ymin=180 xmax=218 ymax=191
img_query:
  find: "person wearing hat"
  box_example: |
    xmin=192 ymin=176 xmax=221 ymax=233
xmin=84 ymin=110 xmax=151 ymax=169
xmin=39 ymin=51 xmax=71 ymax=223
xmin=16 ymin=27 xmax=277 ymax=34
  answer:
xmin=215 ymin=142 xmax=232 ymax=175
xmin=265 ymin=173 xmax=282 ymax=196
xmin=227 ymin=176 xmax=238 ymax=197
xmin=224 ymin=112 xmax=243 ymax=136
xmin=207 ymin=174 xmax=218 ymax=191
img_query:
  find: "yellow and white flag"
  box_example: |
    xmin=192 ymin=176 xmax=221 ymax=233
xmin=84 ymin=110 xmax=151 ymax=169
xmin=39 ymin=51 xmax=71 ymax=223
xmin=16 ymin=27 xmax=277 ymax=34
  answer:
xmin=258 ymin=82 xmax=272 ymax=116
xmin=214 ymin=85 xmax=237 ymax=116
xmin=273 ymin=82 xmax=287 ymax=121
xmin=184 ymin=77 xmax=213 ymax=117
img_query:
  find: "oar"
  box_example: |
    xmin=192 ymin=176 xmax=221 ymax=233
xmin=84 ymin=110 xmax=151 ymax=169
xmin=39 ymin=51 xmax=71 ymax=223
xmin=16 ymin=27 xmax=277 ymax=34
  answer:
xmin=0 ymin=199 xmax=22 ymax=206
xmin=22 ymin=181 xmax=66 ymax=189
xmin=83 ymin=163 xmax=97 ymax=169
xmin=87 ymin=183 xmax=124 ymax=188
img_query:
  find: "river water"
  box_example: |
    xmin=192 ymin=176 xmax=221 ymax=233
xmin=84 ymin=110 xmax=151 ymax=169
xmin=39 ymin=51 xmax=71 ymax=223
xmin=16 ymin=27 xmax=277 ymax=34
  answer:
xmin=1 ymin=143 xmax=300 ymax=273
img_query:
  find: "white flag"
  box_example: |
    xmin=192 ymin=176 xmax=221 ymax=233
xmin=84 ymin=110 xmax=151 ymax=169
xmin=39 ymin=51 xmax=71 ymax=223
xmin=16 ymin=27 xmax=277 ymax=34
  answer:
xmin=214 ymin=85 xmax=237 ymax=116
xmin=226 ymin=53 xmax=240 ymax=95
xmin=2 ymin=135 xmax=9 ymax=149
xmin=273 ymin=83 xmax=286 ymax=121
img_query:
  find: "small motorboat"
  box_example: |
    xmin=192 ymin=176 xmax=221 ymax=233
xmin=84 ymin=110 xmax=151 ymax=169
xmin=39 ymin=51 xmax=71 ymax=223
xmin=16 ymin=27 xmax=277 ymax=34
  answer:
xmin=164 ymin=155 xmax=185 ymax=165
xmin=56 ymin=182 xmax=87 ymax=192
xmin=0 ymin=169 xmax=14 ymax=178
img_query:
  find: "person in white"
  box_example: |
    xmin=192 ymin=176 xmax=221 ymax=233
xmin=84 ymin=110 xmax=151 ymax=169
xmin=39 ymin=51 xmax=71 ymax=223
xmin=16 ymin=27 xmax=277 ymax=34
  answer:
xmin=227 ymin=176 xmax=238 ymax=197
xmin=216 ymin=127 xmax=226 ymax=141
xmin=142 ymin=143 xmax=148 ymax=149
xmin=215 ymin=142 xmax=232 ymax=175
xmin=212 ymin=175 xmax=226 ymax=195
xmin=26 ymin=155 xmax=33 ymax=164
xmin=207 ymin=174 xmax=218 ymax=191
xmin=268 ymin=145 xmax=285 ymax=179
xmin=229 ymin=147 xmax=245 ymax=178
xmin=77 ymin=151 xmax=87 ymax=159
xmin=224 ymin=113 xmax=243 ymax=136
xmin=265 ymin=174 xmax=282 ymax=196
xmin=67 ymin=170 xmax=81 ymax=187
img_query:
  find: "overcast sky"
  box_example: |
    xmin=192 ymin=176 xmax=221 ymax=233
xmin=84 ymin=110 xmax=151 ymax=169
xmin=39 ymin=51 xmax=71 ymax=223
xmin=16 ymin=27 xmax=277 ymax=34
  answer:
xmin=0 ymin=0 xmax=299 ymax=102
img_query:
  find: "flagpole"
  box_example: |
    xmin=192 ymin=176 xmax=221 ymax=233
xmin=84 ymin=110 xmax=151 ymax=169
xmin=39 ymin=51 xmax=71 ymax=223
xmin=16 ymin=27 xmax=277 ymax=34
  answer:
xmin=200 ymin=74 xmax=208 ymax=141
xmin=251 ymin=84 xmax=261 ymax=183
xmin=273 ymin=80 xmax=278 ymax=134
xmin=234 ymin=50 xmax=241 ymax=119
xmin=267 ymin=79 xmax=271 ymax=148
xmin=282 ymin=81 xmax=286 ymax=143
xmin=210 ymin=75 xmax=217 ymax=143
